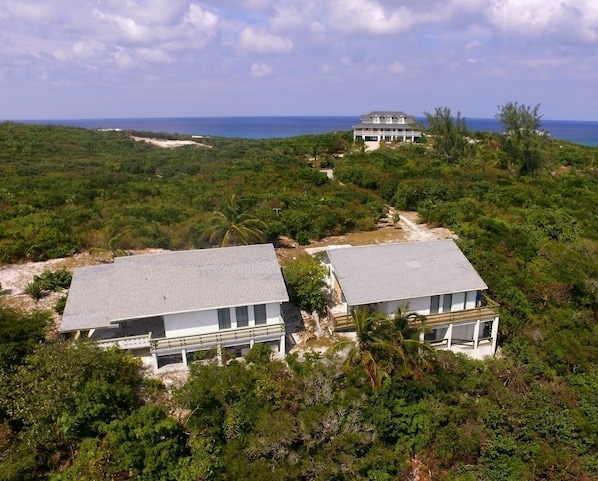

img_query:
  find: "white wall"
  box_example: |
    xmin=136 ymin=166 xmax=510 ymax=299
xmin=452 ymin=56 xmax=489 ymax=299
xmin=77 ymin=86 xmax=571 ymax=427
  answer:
xmin=163 ymin=302 xmax=282 ymax=338
xmin=265 ymin=303 xmax=282 ymax=324
xmin=365 ymin=290 xmax=481 ymax=317
xmin=164 ymin=310 xmax=216 ymax=338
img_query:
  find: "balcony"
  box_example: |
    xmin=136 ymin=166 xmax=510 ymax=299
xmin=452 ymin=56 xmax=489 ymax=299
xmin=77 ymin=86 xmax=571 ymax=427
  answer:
xmin=149 ymin=321 xmax=285 ymax=353
xmin=327 ymin=297 xmax=499 ymax=332
xmin=424 ymin=300 xmax=499 ymax=327
xmin=94 ymin=321 xmax=286 ymax=355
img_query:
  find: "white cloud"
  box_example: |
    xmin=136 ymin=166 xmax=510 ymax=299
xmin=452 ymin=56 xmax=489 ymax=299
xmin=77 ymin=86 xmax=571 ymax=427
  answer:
xmin=185 ymin=4 xmax=219 ymax=35
xmin=5 ymin=1 xmax=54 ymax=22
xmin=328 ymin=0 xmax=415 ymax=35
xmin=486 ymin=0 xmax=598 ymax=42
xmin=73 ymin=41 xmax=106 ymax=59
xmin=250 ymin=62 xmax=273 ymax=77
xmin=238 ymin=27 xmax=293 ymax=54
xmin=0 ymin=0 xmax=597 ymax=119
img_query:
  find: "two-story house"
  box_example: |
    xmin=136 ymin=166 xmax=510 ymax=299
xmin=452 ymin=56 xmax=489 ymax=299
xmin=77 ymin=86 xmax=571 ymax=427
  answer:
xmin=320 ymin=240 xmax=499 ymax=360
xmin=353 ymin=111 xmax=423 ymax=143
xmin=60 ymin=244 xmax=289 ymax=371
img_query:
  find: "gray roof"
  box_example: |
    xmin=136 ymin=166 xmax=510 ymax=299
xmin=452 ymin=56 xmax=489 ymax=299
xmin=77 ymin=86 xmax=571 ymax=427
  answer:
xmin=358 ymin=110 xmax=417 ymax=121
xmin=326 ymin=240 xmax=487 ymax=306
xmin=60 ymin=244 xmax=289 ymax=332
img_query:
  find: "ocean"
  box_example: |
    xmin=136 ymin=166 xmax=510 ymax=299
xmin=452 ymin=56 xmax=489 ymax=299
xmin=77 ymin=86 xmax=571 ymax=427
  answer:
xmin=16 ymin=116 xmax=598 ymax=147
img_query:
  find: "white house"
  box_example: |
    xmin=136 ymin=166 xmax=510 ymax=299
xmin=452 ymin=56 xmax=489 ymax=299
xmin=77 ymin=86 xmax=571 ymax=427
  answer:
xmin=60 ymin=244 xmax=289 ymax=371
xmin=353 ymin=111 xmax=423 ymax=143
xmin=320 ymin=240 xmax=499 ymax=360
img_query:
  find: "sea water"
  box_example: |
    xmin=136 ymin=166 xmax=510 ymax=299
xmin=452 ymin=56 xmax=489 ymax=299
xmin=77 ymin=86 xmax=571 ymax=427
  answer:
xmin=15 ymin=116 xmax=598 ymax=146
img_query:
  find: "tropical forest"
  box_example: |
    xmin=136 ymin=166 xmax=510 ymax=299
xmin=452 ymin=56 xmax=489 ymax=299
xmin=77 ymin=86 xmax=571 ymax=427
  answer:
xmin=1 ymin=103 xmax=598 ymax=480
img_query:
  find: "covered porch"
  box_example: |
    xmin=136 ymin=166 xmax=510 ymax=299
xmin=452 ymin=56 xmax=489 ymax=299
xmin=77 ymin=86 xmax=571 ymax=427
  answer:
xmin=326 ymin=297 xmax=500 ymax=359
xmin=92 ymin=319 xmax=287 ymax=371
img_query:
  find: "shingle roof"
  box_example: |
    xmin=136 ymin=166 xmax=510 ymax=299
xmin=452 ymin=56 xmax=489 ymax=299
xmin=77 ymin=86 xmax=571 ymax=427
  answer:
xmin=326 ymin=240 xmax=487 ymax=306
xmin=60 ymin=244 xmax=289 ymax=332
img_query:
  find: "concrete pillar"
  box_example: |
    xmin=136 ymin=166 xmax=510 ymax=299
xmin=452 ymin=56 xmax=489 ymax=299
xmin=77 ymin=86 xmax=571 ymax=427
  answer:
xmin=249 ymin=339 xmax=255 ymax=348
xmin=473 ymin=320 xmax=481 ymax=350
xmin=280 ymin=335 xmax=286 ymax=356
xmin=216 ymin=344 xmax=223 ymax=366
xmin=491 ymin=317 xmax=499 ymax=354
xmin=181 ymin=349 xmax=188 ymax=368
xmin=447 ymin=324 xmax=453 ymax=349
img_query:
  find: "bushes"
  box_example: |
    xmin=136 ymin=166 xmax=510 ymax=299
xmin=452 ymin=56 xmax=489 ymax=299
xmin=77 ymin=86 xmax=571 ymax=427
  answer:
xmin=281 ymin=256 xmax=327 ymax=313
xmin=25 ymin=268 xmax=72 ymax=300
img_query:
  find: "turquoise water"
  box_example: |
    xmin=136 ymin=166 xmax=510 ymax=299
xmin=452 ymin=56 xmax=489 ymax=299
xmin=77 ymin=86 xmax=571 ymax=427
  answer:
xmin=15 ymin=116 xmax=598 ymax=146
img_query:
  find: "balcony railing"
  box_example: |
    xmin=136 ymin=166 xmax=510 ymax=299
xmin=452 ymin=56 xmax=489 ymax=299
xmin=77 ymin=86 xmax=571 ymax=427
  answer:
xmin=93 ymin=321 xmax=285 ymax=353
xmin=149 ymin=322 xmax=285 ymax=352
xmin=96 ymin=334 xmax=151 ymax=350
xmin=328 ymin=297 xmax=499 ymax=332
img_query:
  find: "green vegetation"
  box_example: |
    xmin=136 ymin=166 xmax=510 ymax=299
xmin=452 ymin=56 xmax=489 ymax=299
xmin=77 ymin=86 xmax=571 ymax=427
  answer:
xmin=25 ymin=268 xmax=73 ymax=300
xmin=0 ymin=122 xmax=383 ymax=261
xmin=424 ymin=106 xmax=470 ymax=163
xmin=202 ymin=194 xmax=266 ymax=247
xmin=281 ymin=255 xmax=328 ymax=313
xmin=1 ymin=109 xmax=598 ymax=479
xmin=328 ymin=306 xmax=433 ymax=387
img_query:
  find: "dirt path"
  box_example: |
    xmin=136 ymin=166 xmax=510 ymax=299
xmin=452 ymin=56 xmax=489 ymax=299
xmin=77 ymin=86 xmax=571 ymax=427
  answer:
xmin=275 ymin=209 xmax=456 ymax=262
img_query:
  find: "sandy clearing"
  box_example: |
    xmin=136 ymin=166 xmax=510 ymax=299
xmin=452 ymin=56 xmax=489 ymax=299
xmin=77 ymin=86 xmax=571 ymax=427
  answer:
xmin=0 ymin=211 xmax=454 ymax=330
xmin=130 ymin=136 xmax=207 ymax=149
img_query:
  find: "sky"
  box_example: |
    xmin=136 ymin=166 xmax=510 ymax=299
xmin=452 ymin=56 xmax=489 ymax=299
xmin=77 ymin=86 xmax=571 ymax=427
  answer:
xmin=1 ymin=0 xmax=598 ymax=121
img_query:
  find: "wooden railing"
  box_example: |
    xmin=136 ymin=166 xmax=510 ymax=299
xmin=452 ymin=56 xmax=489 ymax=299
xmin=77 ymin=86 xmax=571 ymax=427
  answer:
xmin=329 ymin=297 xmax=499 ymax=332
xmin=149 ymin=322 xmax=285 ymax=352
xmin=424 ymin=305 xmax=498 ymax=327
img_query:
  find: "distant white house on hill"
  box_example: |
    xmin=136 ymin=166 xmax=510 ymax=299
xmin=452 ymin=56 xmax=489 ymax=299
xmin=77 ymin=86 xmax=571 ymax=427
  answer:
xmin=353 ymin=111 xmax=422 ymax=143
xmin=320 ymin=240 xmax=500 ymax=360
xmin=60 ymin=244 xmax=289 ymax=371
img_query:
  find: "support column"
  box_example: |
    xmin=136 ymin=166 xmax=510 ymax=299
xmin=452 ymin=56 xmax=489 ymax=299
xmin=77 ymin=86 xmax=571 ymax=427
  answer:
xmin=280 ymin=335 xmax=286 ymax=356
xmin=447 ymin=324 xmax=453 ymax=349
xmin=249 ymin=339 xmax=255 ymax=348
xmin=473 ymin=320 xmax=481 ymax=350
xmin=216 ymin=344 xmax=223 ymax=366
xmin=491 ymin=316 xmax=499 ymax=354
xmin=181 ymin=349 xmax=188 ymax=368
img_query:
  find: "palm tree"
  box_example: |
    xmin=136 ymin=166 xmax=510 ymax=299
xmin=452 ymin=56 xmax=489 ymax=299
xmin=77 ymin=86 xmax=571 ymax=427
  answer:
xmin=327 ymin=307 xmax=400 ymax=388
xmin=387 ymin=303 xmax=435 ymax=378
xmin=202 ymin=194 xmax=266 ymax=247
xmin=328 ymin=304 xmax=435 ymax=387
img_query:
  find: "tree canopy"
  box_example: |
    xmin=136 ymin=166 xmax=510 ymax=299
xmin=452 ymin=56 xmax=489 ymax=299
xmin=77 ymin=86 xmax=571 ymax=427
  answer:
xmin=495 ymin=102 xmax=547 ymax=174
xmin=1 ymin=118 xmax=598 ymax=479
xmin=424 ymin=106 xmax=470 ymax=163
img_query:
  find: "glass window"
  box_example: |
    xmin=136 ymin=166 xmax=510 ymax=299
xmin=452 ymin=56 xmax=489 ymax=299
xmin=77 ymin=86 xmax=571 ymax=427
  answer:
xmin=254 ymin=304 xmax=267 ymax=325
xmin=443 ymin=294 xmax=453 ymax=312
xmin=217 ymin=308 xmax=231 ymax=330
xmin=236 ymin=306 xmax=249 ymax=328
xmin=430 ymin=295 xmax=440 ymax=314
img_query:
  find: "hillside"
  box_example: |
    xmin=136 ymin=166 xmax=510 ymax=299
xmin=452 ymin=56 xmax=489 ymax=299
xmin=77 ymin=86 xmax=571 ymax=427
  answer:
xmin=1 ymin=121 xmax=598 ymax=480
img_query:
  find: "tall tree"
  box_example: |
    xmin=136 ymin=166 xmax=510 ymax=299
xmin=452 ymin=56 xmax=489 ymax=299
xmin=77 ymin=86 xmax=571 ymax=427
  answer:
xmin=495 ymin=102 xmax=546 ymax=175
xmin=328 ymin=308 xmax=399 ymax=387
xmin=424 ymin=107 xmax=469 ymax=164
xmin=386 ymin=303 xmax=434 ymax=378
xmin=202 ymin=194 xmax=266 ymax=247
xmin=281 ymin=256 xmax=327 ymax=313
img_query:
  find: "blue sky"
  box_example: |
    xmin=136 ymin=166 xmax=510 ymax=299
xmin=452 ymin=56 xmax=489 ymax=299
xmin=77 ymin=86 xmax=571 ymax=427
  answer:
xmin=1 ymin=0 xmax=597 ymax=120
